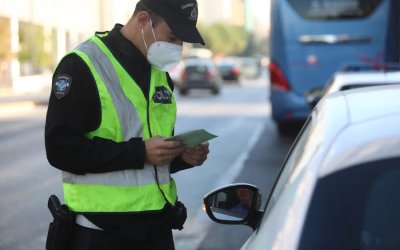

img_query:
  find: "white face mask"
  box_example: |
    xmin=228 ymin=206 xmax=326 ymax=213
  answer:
xmin=142 ymin=20 xmax=183 ymax=72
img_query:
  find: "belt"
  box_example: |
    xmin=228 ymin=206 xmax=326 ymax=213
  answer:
xmin=75 ymin=214 xmax=103 ymax=230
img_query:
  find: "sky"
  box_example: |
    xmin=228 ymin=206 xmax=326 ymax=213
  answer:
xmin=250 ymin=0 xmax=271 ymax=23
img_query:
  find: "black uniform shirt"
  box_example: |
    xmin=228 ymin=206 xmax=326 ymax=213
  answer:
xmin=45 ymin=24 xmax=192 ymax=239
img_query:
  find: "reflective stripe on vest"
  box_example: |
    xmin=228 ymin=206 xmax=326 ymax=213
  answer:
xmin=62 ymin=35 xmax=177 ymax=213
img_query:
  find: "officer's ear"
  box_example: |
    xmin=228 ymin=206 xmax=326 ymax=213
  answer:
xmin=135 ymin=11 xmax=151 ymax=29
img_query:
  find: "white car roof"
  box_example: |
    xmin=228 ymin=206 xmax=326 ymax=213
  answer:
xmin=183 ymin=58 xmax=213 ymax=65
xmin=325 ymin=71 xmax=400 ymax=94
xmin=314 ymin=84 xmax=400 ymax=177
xmin=334 ymin=71 xmax=400 ymax=84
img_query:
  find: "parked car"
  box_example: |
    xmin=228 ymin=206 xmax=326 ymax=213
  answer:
xmin=169 ymin=62 xmax=183 ymax=86
xmin=237 ymin=57 xmax=262 ymax=79
xmin=177 ymin=58 xmax=221 ymax=95
xmin=203 ymin=85 xmax=400 ymax=250
xmin=306 ymin=63 xmax=400 ymax=107
xmin=217 ymin=59 xmax=241 ymax=83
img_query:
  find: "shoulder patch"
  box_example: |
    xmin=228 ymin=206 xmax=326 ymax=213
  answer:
xmin=53 ymin=75 xmax=72 ymax=99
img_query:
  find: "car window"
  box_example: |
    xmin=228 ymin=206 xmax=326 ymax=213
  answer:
xmin=263 ymin=116 xmax=313 ymax=215
xmin=298 ymin=157 xmax=400 ymax=249
xmin=287 ymin=0 xmax=382 ymax=19
xmin=340 ymin=83 xmax=398 ymax=91
xmin=185 ymin=65 xmax=208 ymax=73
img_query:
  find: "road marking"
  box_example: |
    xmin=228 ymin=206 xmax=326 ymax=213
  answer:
xmin=174 ymin=122 xmax=266 ymax=250
xmin=0 ymin=102 xmax=36 ymax=118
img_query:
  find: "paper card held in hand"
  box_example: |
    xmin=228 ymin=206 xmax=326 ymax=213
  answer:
xmin=165 ymin=129 xmax=217 ymax=148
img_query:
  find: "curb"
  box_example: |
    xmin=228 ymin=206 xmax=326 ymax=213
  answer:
xmin=0 ymin=101 xmax=38 ymax=117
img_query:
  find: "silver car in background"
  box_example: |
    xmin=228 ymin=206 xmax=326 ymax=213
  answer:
xmin=307 ymin=63 xmax=400 ymax=107
xmin=176 ymin=58 xmax=222 ymax=96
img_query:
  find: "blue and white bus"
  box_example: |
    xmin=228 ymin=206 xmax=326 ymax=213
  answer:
xmin=269 ymin=0 xmax=400 ymax=134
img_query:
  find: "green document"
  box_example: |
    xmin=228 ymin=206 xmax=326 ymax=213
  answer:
xmin=165 ymin=129 xmax=218 ymax=148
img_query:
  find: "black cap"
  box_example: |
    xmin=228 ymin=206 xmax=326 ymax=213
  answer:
xmin=140 ymin=0 xmax=205 ymax=45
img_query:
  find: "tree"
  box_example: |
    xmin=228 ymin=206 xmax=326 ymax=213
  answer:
xmin=196 ymin=22 xmax=249 ymax=56
xmin=18 ymin=22 xmax=53 ymax=75
xmin=0 ymin=17 xmax=12 ymax=88
xmin=0 ymin=18 xmax=12 ymax=61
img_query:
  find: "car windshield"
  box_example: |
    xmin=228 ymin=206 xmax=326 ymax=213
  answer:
xmin=185 ymin=65 xmax=209 ymax=73
xmin=298 ymin=157 xmax=400 ymax=249
xmin=183 ymin=59 xmax=214 ymax=71
xmin=340 ymin=83 xmax=398 ymax=91
xmin=263 ymin=116 xmax=313 ymax=214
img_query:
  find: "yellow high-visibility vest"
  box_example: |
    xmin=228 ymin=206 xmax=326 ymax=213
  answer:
xmin=62 ymin=34 xmax=177 ymax=213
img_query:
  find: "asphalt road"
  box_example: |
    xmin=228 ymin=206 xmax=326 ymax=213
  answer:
xmin=0 ymin=77 xmax=296 ymax=250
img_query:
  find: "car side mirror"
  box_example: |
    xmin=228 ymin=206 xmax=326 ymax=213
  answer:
xmin=203 ymin=183 xmax=263 ymax=231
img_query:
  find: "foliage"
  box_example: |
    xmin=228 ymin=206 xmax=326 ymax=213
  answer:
xmin=196 ymin=22 xmax=268 ymax=57
xmin=18 ymin=22 xmax=53 ymax=74
xmin=0 ymin=17 xmax=12 ymax=61
xmin=196 ymin=22 xmax=248 ymax=56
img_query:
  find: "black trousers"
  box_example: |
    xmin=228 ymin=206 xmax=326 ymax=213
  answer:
xmin=70 ymin=224 xmax=175 ymax=250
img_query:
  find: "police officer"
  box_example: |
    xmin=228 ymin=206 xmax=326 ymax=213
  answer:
xmin=45 ymin=0 xmax=209 ymax=249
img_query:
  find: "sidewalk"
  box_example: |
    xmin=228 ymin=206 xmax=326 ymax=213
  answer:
xmin=0 ymin=88 xmax=50 ymax=102
xmin=0 ymin=88 xmax=50 ymax=116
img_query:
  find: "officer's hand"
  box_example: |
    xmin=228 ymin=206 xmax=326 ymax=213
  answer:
xmin=145 ymin=136 xmax=184 ymax=165
xmin=181 ymin=142 xmax=209 ymax=166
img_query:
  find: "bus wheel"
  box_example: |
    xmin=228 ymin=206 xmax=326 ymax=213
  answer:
xmin=277 ymin=121 xmax=304 ymax=136
xmin=277 ymin=122 xmax=291 ymax=135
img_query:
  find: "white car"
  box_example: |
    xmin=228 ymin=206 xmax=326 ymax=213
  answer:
xmin=203 ymin=85 xmax=400 ymax=249
xmin=307 ymin=64 xmax=400 ymax=107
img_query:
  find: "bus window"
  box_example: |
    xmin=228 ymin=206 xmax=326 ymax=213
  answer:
xmin=287 ymin=0 xmax=382 ymax=19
